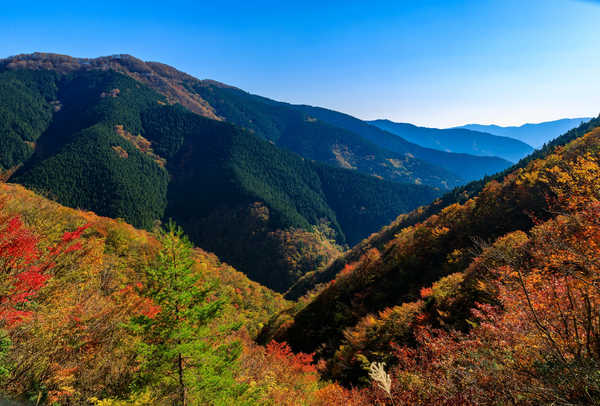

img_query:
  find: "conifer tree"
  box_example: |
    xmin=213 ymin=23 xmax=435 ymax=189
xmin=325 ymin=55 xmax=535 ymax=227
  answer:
xmin=131 ymin=222 xmax=233 ymax=405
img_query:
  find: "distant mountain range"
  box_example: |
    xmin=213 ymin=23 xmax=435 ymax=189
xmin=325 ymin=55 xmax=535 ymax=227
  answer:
xmin=458 ymin=118 xmax=592 ymax=148
xmin=368 ymin=119 xmax=534 ymax=162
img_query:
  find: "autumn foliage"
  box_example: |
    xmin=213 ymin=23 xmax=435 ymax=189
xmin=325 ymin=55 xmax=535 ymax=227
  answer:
xmin=0 ymin=202 xmax=88 ymax=327
xmin=2 ymin=123 xmax=600 ymax=404
xmin=251 ymin=125 xmax=600 ymax=405
xmin=0 ymin=184 xmax=288 ymax=404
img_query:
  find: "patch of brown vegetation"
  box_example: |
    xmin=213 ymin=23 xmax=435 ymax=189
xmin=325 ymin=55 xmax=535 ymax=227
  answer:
xmin=386 ymin=158 xmax=405 ymax=169
xmin=100 ymin=88 xmax=120 ymax=98
xmin=332 ymin=144 xmax=356 ymax=170
xmin=114 ymin=125 xmax=166 ymax=167
xmin=111 ymin=145 xmax=128 ymax=159
xmin=0 ymin=164 xmax=23 ymax=182
xmin=50 ymin=100 xmax=62 ymax=112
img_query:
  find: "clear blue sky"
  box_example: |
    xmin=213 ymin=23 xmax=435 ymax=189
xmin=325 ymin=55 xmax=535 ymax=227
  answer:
xmin=3 ymin=0 xmax=600 ymax=127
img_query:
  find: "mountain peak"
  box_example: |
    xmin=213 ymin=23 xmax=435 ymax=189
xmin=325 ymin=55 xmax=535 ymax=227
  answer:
xmin=0 ymin=52 xmax=233 ymax=120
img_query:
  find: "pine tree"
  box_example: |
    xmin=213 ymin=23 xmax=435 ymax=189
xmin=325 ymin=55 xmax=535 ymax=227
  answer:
xmin=131 ymin=222 xmax=233 ymax=405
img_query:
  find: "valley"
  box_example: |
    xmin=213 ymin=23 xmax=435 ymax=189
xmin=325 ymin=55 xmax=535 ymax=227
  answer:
xmin=2 ymin=3 xmax=600 ymax=402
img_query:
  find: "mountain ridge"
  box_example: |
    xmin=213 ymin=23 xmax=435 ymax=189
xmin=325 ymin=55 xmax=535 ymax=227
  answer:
xmin=284 ymin=113 xmax=600 ymax=299
xmin=458 ymin=117 xmax=592 ymax=147
xmin=368 ymin=119 xmax=534 ymax=162
xmin=263 ymin=119 xmax=600 ymax=387
xmin=0 ymin=52 xmax=514 ymax=188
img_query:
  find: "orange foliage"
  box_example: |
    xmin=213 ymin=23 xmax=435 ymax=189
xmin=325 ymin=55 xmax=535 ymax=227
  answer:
xmin=313 ymin=383 xmax=372 ymax=405
xmin=367 ymin=198 xmax=600 ymax=405
xmin=0 ymin=183 xmax=288 ymax=404
xmin=265 ymin=341 xmax=316 ymax=374
xmin=419 ymin=287 xmax=432 ymax=298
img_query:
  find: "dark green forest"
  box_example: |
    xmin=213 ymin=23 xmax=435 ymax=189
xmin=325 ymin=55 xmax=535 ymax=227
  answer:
xmin=0 ymin=67 xmax=439 ymax=291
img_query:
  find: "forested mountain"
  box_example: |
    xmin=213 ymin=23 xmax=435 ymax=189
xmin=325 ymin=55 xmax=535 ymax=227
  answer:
xmin=4 ymin=52 xmax=600 ymax=405
xmin=260 ymin=119 xmax=600 ymax=402
xmin=171 ymin=84 xmax=511 ymax=184
xmin=290 ymin=105 xmax=512 ymax=182
xmin=285 ymin=114 xmax=600 ymax=299
xmin=368 ymin=119 xmax=533 ymax=162
xmin=0 ymin=66 xmax=439 ymax=292
xmin=3 ymin=122 xmax=600 ymax=404
xmin=459 ymin=117 xmax=591 ymax=147
xmin=0 ymin=53 xmax=516 ymax=188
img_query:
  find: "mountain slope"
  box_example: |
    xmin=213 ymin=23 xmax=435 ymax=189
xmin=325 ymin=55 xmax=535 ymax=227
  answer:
xmin=1 ymin=53 xmax=518 ymax=189
xmin=0 ymin=52 xmax=221 ymax=120
xmin=11 ymin=69 xmax=170 ymax=229
xmin=459 ymin=117 xmax=591 ymax=148
xmin=0 ymin=182 xmax=290 ymax=404
xmin=167 ymin=79 xmax=463 ymax=188
xmin=369 ymin=119 xmax=533 ymax=162
xmin=265 ymin=122 xmax=600 ymax=375
xmin=292 ymin=105 xmax=512 ymax=182
xmin=0 ymin=66 xmax=439 ymax=292
xmin=285 ymin=114 xmax=600 ymax=300
xmin=0 ymin=53 xmax=461 ymax=189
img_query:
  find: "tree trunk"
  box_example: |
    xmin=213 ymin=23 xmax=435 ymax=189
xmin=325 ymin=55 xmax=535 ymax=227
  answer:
xmin=178 ymin=352 xmax=185 ymax=406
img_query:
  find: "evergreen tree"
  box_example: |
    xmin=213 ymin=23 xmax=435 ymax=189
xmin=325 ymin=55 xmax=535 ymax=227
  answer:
xmin=130 ymin=222 xmax=241 ymax=405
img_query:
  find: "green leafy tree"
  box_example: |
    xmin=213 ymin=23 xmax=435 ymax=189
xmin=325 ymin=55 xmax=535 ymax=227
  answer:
xmin=130 ymin=222 xmax=242 ymax=405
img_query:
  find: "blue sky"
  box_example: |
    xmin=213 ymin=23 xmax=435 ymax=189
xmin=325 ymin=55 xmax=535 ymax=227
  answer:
xmin=3 ymin=0 xmax=600 ymax=127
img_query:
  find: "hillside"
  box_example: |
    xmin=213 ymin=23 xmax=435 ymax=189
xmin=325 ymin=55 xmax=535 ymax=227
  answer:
xmin=1 ymin=53 xmax=517 ymax=188
xmin=0 ymin=182 xmax=291 ymax=404
xmin=0 ymin=52 xmax=221 ymax=120
xmin=263 ymin=121 xmax=600 ymax=392
xmin=369 ymin=119 xmax=533 ymax=162
xmin=0 ymin=182 xmax=385 ymax=405
xmin=4 ymin=116 xmax=600 ymax=406
xmin=285 ymin=114 xmax=600 ymax=299
xmin=292 ymin=105 xmax=512 ymax=182
xmin=0 ymin=67 xmax=439 ymax=292
xmin=6 ymin=53 xmax=600 ymax=405
xmin=459 ymin=117 xmax=591 ymax=148
xmin=156 ymin=74 xmax=464 ymax=188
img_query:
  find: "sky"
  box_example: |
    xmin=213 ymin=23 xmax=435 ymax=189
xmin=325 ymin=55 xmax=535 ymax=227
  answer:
xmin=3 ymin=0 xmax=600 ymax=127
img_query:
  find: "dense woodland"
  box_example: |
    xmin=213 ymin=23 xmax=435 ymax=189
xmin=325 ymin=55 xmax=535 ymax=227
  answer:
xmin=0 ymin=66 xmax=439 ymax=292
xmin=0 ymin=53 xmax=600 ymax=405
xmin=1 ymin=112 xmax=599 ymax=405
xmin=1 ymin=53 xmax=518 ymax=188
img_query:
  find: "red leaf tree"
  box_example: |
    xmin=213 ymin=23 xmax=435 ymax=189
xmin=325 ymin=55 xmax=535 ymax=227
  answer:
xmin=0 ymin=209 xmax=88 ymax=327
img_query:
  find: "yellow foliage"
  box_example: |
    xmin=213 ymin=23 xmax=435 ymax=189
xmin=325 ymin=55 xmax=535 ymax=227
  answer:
xmin=0 ymin=183 xmax=288 ymax=403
